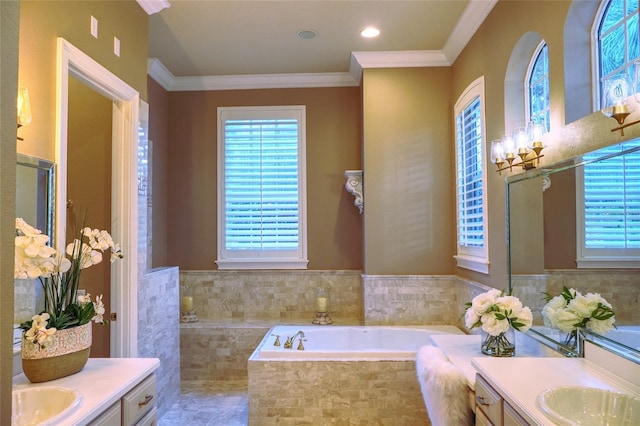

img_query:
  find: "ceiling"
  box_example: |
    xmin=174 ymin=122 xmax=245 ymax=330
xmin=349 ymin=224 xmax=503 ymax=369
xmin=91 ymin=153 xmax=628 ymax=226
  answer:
xmin=145 ymin=1 xmax=496 ymax=90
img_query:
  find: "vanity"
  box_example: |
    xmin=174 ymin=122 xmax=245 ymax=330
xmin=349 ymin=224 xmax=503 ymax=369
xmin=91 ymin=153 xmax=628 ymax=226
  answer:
xmin=431 ymin=333 xmax=640 ymax=425
xmin=12 ymin=358 xmax=160 ymax=425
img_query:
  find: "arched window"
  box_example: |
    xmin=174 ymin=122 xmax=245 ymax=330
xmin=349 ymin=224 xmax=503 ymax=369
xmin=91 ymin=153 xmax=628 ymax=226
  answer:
xmin=526 ymin=42 xmax=550 ymax=131
xmin=597 ymin=0 xmax=639 ymax=108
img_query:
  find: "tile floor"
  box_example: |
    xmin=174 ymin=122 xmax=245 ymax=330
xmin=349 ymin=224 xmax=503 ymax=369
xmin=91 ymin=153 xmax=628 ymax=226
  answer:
xmin=159 ymin=380 xmax=248 ymax=426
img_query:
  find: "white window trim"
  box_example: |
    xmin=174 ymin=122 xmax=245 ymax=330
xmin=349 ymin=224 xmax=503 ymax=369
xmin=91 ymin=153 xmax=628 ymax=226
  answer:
xmin=453 ymin=76 xmax=490 ymax=274
xmin=216 ymin=105 xmax=309 ymax=270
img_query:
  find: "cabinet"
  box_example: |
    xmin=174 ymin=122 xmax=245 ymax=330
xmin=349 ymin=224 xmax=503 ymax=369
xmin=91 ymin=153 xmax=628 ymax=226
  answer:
xmin=475 ymin=374 xmax=529 ymax=426
xmin=89 ymin=374 xmax=157 ymax=426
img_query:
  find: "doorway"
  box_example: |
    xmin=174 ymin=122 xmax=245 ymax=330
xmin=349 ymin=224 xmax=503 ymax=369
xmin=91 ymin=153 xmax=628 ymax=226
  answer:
xmin=56 ymin=38 xmax=139 ymax=357
xmin=67 ymin=76 xmax=113 ymax=357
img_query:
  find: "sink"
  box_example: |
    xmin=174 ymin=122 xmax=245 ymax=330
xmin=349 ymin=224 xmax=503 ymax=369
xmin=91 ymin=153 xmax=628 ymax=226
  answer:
xmin=12 ymin=386 xmax=82 ymax=426
xmin=537 ymin=386 xmax=640 ymax=425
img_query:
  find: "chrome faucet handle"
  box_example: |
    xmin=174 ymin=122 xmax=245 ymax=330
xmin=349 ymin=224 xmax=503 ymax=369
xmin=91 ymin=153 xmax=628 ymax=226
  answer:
xmin=271 ymin=334 xmax=281 ymax=346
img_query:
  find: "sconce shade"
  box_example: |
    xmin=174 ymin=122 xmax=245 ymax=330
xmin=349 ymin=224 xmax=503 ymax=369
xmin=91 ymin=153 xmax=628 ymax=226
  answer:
xmin=490 ymin=139 xmax=505 ymax=166
xmin=17 ymin=87 xmax=32 ymax=127
xmin=601 ymin=76 xmax=632 ymax=124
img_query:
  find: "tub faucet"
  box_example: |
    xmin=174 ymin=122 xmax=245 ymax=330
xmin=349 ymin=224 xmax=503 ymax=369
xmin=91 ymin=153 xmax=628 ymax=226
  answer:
xmin=284 ymin=330 xmax=306 ymax=350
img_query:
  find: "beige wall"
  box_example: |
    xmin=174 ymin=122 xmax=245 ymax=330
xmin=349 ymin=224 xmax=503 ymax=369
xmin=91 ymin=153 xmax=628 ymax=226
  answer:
xmin=362 ymin=67 xmax=455 ymax=275
xmin=1 ymin=1 xmax=20 ymax=421
xmin=148 ymin=77 xmax=169 ymax=268
xmin=17 ymin=0 xmax=148 ymax=162
xmin=166 ymin=87 xmax=363 ymax=270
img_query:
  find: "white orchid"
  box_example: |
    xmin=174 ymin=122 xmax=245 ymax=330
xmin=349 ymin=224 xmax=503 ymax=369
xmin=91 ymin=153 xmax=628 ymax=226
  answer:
xmin=15 ymin=218 xmax=121 ymax=334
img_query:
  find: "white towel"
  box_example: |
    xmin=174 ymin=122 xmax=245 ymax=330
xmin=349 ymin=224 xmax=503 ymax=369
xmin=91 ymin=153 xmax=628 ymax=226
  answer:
xmin=416 ymin=345 xmax=474 ymax=426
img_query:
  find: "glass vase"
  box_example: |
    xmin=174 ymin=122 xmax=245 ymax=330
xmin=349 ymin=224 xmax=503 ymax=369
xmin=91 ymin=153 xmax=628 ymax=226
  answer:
xmin=560 ymin=329 xmax=579 ymax=356
xmin=480 ymin=328 xmax=515 ymax=357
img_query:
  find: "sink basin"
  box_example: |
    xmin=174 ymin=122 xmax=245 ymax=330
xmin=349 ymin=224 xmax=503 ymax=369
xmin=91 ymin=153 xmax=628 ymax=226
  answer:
xmin=12 ymin=386 xmax=82 ymax=426
xmin=537 ymin=386 xmax=640 ymax=425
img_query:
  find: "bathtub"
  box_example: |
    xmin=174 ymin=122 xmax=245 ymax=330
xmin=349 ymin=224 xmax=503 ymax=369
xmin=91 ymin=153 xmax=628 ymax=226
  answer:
xmin=248 ymin=325 xmax=466 ymax=424
xmin=603 ymin=326 xmax=640 ymax=350
xmin=256 ymin=325 xmax=465 ymax=360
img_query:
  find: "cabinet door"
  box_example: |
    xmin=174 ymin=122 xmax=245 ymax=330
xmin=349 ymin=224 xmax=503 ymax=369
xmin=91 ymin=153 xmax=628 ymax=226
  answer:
xmin=504 ymin=402 xmax=529 ymax=426
xmin=89 ymin=401 xmax=121 ymax=426
xmin=122 ymin=375 xmax=157 ymax=426
xmin=475 ymin=375 xmax=503 ymax=425
xmin=475 ymin=407 xmax=495 ymax=426
xmin=135 ymin=407 xmax=158 ymax=426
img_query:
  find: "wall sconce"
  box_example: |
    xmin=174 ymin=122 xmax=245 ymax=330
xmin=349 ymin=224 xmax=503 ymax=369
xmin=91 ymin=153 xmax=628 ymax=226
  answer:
xmin=601 ymin=70 xmax=640 ymax=136
xmin=491 ymin=121 xmax=546 ymax=174
xmin=17 ymin=87 xmax=32 ymax=141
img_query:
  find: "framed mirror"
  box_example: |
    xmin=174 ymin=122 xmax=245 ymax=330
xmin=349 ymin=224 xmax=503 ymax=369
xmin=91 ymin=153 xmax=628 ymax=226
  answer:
xmin=15 ymin=153 xmax=55 ymax=325
xmin=16 ymin=153 xmax=55 ymax=239
xmin=506 ymin=140 xmax=640 ymax=363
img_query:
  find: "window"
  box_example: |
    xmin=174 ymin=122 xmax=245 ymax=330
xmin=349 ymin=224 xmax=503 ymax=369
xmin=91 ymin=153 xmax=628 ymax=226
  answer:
xmin=597 ymin=0 xmax=639 ymax=107
xmin=216 ymin=106 xmax=308 ymax=269
xmin=454 ymin=77 xmax=489 ymax=274
xmin=526 ymin=42 xmax=550 ymax=132
xmin=576 ymin=139 xmax=640 ymax=267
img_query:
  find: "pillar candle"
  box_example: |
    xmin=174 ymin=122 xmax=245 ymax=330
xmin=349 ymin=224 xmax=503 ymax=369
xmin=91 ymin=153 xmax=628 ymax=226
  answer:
xmin=316 ymin=296 xmax=328 ymax=313
xmin=181 ymin=296 xmax=193 ymax=312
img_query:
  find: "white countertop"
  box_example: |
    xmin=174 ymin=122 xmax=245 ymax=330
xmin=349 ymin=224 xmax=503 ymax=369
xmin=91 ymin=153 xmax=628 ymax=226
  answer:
xmin=13 ymin=358 xmax=160 ymax=425
xmin=472 ymin=357 xmax=640 ymax=425
xmin=430 ymin=333 xmax=560 ymax=390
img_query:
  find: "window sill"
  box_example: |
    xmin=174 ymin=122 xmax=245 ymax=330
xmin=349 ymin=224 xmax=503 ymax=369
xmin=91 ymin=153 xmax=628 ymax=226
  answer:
xmin=454 ymin=255 xmax=489 ymax=274
xmin=576 ymin=258 xmax=640 ymax=269
xmin=215 ymin=259 xmax=309 ymax=270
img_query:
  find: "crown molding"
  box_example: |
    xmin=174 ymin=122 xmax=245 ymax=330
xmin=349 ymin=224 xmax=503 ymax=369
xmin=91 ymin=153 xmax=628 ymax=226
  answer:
xmin=442 ymin=0 xmax=498 ymax=63
xmin=351 ymin=50 xmax=451 ymax=69
xmin=136 ymin=0 xmax=170 ymax=15
xmin=171 ymin=72 xmax=358 ymax=91
xmin=147 ymin=58 xmax=174 ymax=91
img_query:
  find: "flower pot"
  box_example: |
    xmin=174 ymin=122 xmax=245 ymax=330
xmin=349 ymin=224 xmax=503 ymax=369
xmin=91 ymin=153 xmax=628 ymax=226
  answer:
xmin=21 ymin=322 xmax=92 ymax=383
xmin=480 ymin=328 xmax=515 ymax=357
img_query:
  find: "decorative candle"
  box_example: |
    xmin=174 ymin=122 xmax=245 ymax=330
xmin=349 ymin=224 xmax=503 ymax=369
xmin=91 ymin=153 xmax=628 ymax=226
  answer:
xmin=316 ymin=296 xmax=328 ymax=313
xmin=181 ymin=296 xmax=193 ymax=312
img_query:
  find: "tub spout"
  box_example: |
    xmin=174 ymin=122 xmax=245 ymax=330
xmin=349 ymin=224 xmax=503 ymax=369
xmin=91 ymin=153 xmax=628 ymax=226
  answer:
xmin=284 ymin=330 xmax=306 ymax=349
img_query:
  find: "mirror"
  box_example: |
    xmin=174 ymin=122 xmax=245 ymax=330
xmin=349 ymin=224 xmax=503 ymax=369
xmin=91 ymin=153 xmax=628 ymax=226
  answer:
xmin=14 ymin=154 xmax=55 ymax=324
xmin=507 ymin=140 xmax=640 ymax=363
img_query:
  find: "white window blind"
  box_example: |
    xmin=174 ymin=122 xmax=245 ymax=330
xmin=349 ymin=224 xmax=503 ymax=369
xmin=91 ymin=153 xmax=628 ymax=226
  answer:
xmin=456 ymin=97 xmax=484 ymax=248
xmin=217 ymin=106 xmax=308 ymax=269
xmin=454 ymin=76 xmax=489 ymax=274
xmin=577 ymin=140 xmax=640 ymax=267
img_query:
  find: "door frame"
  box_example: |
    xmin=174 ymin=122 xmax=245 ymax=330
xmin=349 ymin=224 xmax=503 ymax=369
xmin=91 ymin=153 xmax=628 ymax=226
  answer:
xmin=55 ymin=38 xmax=139 ymax=357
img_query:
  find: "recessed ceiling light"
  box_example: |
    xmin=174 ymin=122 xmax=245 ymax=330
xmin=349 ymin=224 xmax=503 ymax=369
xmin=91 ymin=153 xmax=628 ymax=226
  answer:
xmin=297 ymin=30 xmax=318 ymax=40
xmin=360 ymin=27 xmax=380 ymax=38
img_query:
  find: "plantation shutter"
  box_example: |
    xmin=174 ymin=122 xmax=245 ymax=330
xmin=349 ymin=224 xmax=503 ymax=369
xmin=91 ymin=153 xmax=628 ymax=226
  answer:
xmin=224 ymin=118 xmax=299 ymax=250
xmin=217 ymin=106 xmax=308 ymax=269
xmin=456 ymin=96 xmax=485 ymax=248
xmin=582 ymin=142 xmax=640 ymax=253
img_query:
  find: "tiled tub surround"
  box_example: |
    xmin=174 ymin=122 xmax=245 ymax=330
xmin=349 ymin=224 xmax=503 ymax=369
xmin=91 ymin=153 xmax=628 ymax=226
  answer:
xmin=180 ymin=270 xmax=363 ymax=323
xmin=247 ymin=326 xmax=465 ymax=425
xmin=179 ymin=271 xmax=495 ymax=382
xmin=512 ymin=270 xmax=640 ymax=325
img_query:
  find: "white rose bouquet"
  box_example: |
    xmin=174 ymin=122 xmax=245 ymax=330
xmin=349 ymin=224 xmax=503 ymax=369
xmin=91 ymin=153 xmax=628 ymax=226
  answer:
xmin=465 ymin=289 xmax=533 ymax=356
xmin=15 ymin=217 xmax=123 ymax=348
xmin=542 ymin=287 xmax=615 ymax=348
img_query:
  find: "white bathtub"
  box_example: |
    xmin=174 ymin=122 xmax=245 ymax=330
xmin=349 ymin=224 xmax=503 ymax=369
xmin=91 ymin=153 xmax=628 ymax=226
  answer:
xmin=255 ymin=325 xmax=465 ymax=360
xmin=603 ymin=326 xmax=640 ymax=350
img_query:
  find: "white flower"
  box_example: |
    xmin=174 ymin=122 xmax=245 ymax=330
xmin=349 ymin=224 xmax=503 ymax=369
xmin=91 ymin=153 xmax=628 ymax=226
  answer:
xmin=496 ymin=295 xmax=523 ymax=312
xmin=24 ymin=313 xmax=57 ymax=348
xmin=541 ymin=295 xmax=566 ymax=328
xmin=464 ymin=307 xmax=481 ymax=329
xmin=92 ymin=295 xmax=106 ymax=324
xmin=481 ymin=314 xmax=510 ymax=336
xmin=471 ymin=289 xmax=501 ymax=315
xmin=553 ymin=309 xmax=582 ymax=333
xmin=77 ymin=293 xmax=92 ymax=304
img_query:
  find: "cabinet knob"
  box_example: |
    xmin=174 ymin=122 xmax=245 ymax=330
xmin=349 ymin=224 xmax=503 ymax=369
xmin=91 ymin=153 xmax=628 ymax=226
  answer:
xmin=476 ymin=395 xmax=494 ymax=406
xmin=138 ymin=394 xmax=154 ymax=407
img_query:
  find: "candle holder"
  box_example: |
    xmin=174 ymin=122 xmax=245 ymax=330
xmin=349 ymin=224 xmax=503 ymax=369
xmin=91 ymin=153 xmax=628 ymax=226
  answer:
xmin=180 ymin=285 xmax=198 ymax=323
xmin=312 ymin=287 xmax=332 ymax=325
